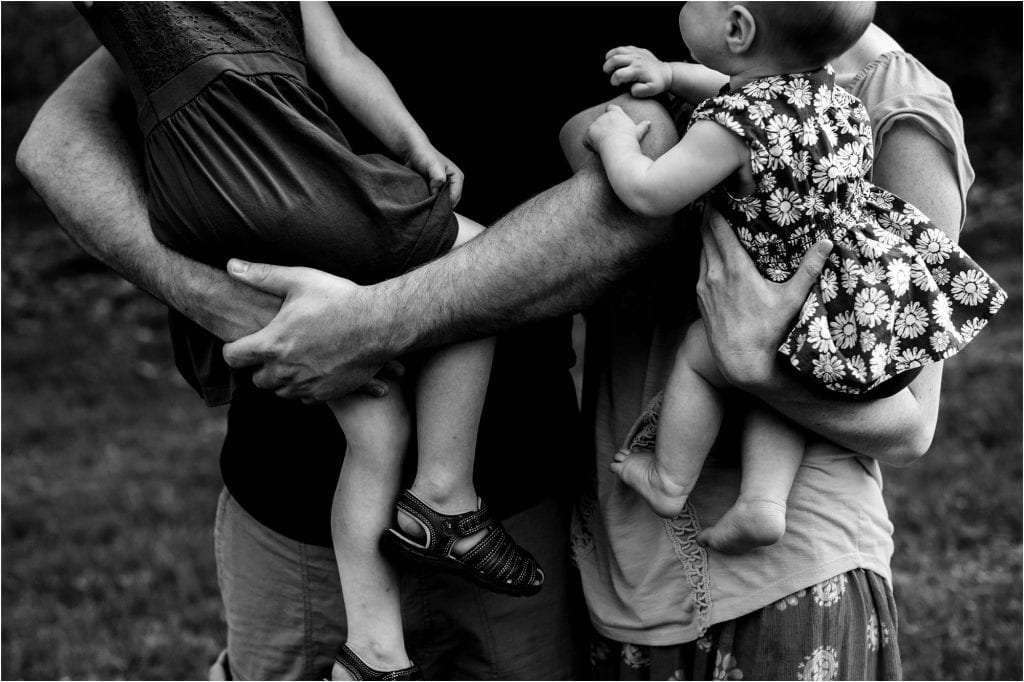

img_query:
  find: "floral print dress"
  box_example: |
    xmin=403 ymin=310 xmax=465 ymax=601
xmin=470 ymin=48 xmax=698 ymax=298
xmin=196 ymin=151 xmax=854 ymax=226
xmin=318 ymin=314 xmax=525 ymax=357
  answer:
xmin=690 ymin=66 xmax=1004 ymax=395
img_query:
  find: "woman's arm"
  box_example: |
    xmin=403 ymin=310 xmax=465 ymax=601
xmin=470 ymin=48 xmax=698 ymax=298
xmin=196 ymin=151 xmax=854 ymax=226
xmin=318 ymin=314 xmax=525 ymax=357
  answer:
xmin=699 ymin=121 xmax=963 ymax=465
xmin=16 ymin=48 xmax=281 ymax=342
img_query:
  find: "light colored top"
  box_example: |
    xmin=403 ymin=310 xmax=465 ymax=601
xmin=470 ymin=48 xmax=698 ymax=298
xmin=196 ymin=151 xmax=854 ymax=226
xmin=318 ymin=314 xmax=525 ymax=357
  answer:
xmin=573 ymin=51 xmax=974 ymax=645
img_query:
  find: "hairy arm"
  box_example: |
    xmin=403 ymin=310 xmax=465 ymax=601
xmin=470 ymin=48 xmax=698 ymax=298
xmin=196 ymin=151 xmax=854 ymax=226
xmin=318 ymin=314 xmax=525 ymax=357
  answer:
xmin=222 ymin=96 xmax=681 ymax=401
xmin=700 ymin=121 xmax=962 ymax=465
xmin=16 ymin=48 xmax=280 ymax=341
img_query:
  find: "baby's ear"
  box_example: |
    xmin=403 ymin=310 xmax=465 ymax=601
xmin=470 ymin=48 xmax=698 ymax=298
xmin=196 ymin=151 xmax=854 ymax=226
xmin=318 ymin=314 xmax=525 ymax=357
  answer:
xmin=725 ymin=5 xmax=757 ymax=55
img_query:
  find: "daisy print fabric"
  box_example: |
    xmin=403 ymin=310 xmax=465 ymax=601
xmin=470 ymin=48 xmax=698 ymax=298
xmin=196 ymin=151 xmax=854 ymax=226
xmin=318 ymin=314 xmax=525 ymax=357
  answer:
xmin=690 ymin=66 xmax=1005 ymax=394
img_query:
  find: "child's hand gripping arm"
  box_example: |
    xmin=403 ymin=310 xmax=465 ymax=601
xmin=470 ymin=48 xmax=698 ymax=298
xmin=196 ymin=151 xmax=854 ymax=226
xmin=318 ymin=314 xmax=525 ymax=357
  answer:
xmin=300 ymin=2 xmax=463 ymax=203
xmin=585 ymin=106 xmax=745 ymax=218
xmin=603 ymin=46 xmax=728 ymax=104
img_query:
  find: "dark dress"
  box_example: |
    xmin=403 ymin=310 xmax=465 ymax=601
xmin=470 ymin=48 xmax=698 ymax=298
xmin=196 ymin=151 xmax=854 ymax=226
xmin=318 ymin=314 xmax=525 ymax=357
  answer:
xmin=81 ymin=2 xmax=459 ymax=404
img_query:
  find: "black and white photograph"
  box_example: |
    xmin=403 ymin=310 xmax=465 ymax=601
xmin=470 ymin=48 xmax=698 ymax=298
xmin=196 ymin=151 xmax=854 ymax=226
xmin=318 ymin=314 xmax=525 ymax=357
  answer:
xmin=2 ymin=2 xmax=1021 ymax=680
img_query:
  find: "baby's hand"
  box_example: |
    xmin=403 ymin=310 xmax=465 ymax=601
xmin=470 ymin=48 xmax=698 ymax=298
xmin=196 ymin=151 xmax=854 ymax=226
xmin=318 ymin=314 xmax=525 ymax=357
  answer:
xmin=603 ymin=46 xmax=672 ymax=98
xmin=584 ymin=104 xmax=651 ymax=151
xmin=406 ymin=143 xmax=464 ymax=206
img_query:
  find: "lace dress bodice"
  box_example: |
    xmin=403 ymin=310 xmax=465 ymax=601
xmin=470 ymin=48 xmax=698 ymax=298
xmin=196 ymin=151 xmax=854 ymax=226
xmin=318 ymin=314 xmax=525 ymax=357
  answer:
xmin=81 ymin=2 xmax=304 ymax=96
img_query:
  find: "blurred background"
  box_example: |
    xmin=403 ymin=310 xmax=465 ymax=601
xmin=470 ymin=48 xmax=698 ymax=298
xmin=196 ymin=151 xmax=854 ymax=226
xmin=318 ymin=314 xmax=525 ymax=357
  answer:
xmin=2 ymin=2 xmax=1021 ymax=680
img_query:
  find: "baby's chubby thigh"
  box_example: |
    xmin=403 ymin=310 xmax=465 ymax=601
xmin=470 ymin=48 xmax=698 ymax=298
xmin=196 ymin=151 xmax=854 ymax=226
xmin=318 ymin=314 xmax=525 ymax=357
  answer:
xmin=675 ymin=317 xmax=728 ymax=388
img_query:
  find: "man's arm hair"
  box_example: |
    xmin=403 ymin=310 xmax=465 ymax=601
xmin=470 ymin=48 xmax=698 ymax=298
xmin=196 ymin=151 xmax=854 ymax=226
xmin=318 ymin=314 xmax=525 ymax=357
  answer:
xmin=16 ymin=48 xmax=279 ymax=341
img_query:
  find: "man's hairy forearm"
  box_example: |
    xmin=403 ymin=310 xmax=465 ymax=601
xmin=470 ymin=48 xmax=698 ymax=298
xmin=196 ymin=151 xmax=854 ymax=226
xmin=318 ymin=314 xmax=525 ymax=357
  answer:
xmin=17 ymin=49 xmax=277 ymax=341
xmin=368 ymin=163 xmax=672 ymax=355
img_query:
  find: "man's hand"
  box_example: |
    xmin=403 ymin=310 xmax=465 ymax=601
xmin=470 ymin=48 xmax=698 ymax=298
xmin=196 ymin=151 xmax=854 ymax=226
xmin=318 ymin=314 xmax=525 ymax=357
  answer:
xmin=405 ymin=142 xmax=464 ymax=206
xmin=603 ymin=46 xmax=672 ymax=98
xmin=697 ymin=209 xmax=832 ymax=391
xmin=221 ymin=260 xmax=400 ymax=402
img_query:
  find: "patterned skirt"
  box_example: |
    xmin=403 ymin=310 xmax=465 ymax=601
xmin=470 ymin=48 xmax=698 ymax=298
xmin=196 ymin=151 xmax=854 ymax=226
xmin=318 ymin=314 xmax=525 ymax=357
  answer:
xmin=589 ymin=569 xmax=900 ymax=681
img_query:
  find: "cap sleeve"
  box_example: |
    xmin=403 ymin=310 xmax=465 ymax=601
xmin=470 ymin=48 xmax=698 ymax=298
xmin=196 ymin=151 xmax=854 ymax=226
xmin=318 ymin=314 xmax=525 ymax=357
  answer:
xmin=841 ymin=51 xmax=975 ymax=229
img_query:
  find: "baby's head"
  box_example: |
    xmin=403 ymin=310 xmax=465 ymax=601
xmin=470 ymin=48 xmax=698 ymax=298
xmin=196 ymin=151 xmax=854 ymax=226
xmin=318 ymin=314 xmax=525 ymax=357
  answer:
xmin=680 ymin=2 xmax=875 ymax=74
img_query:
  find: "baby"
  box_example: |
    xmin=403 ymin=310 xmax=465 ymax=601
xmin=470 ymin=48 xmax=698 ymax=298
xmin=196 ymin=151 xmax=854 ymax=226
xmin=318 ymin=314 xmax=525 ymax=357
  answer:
xmin=586 ymin=1 xmax=1004 ymax=553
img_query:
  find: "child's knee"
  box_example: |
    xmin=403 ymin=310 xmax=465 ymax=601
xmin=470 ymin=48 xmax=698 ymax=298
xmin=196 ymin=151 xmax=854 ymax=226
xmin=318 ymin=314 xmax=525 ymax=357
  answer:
xmin=452 ymin=214 xmax=486 ymax=248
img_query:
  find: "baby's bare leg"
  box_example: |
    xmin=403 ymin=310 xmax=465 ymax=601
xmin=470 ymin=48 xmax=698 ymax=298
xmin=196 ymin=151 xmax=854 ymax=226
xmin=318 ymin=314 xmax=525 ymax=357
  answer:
xmin=403 ymin=215 xmax=495 ymax=554
xmin=698 ymin=407 xmax=803 ymax=553
xmin=612 ymin=319 xmax=726 ymax=517
xmin=328 ymin=388 xmax=411 ymax=676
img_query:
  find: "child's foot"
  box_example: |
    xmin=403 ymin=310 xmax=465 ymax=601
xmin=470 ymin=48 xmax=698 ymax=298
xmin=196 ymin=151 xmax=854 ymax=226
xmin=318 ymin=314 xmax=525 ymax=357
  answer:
xmin=382 ymin=489 xmax=544 ymax=596
xmin=697 ymin=497 xmax=787 ymax=554
xmin=331 ymin=642 xmax=420 ymax=681
xmin=610 ymin=449 xmax=690 ymax=518
xmin=397 ymin=484 xmax=487 ymax=555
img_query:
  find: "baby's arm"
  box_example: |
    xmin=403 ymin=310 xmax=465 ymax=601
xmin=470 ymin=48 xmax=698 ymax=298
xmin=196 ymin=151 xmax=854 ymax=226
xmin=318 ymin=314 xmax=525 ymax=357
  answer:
xmin=586 ymin=110 xmax=745 ymax=217
xmin=300 ymin=2 xmax=461 ymax=200
xmin=604 ymin=46 xmax=727 ymax=104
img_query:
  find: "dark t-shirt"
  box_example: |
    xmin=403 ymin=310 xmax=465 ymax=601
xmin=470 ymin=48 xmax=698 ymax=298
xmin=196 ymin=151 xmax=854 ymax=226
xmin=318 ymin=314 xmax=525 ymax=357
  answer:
xmin=220 ymin=4 xmax=687 ymax=546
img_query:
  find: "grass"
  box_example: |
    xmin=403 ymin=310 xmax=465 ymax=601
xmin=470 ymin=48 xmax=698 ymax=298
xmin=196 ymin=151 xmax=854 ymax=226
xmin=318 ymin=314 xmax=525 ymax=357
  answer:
xmin=2 ymin=2 xmax=1021 ymax=680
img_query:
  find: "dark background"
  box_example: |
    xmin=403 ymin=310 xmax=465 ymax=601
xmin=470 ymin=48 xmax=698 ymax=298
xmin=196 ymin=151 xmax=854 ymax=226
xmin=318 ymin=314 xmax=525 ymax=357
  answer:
xmin=3 ymin=3 xmax=1021 ymax=679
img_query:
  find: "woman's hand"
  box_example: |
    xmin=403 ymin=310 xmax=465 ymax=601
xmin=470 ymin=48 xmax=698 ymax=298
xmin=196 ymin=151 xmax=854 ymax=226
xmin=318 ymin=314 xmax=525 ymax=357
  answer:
xmin=603 ymin=46 xmax=672 ymax=98
xmin=697 ymin=207 xmax=833 ymax=391
xmin=584 ymin=104 xmax=651 ymax=152
xmin=405 ymin=142 xmax=464 ymax=206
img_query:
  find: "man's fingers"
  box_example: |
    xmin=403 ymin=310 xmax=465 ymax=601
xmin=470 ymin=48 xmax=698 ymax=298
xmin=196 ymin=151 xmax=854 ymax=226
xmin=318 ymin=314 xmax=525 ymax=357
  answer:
xmin=378 ymin=360 xmax=406 ymax=379
xmin=356 ymin=379 xmax=389 ymax=398
xmin=786 ymin=239 xmax=833 ymax=299
xmin=227 ymin=260 xmax=306 ymax=298
xmin=223 ymin=326 xmax=277 ymax=369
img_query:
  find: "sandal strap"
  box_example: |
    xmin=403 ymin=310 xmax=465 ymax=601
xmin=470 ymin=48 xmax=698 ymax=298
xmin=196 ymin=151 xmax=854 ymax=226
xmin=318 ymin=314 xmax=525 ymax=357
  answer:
xmin=461 ymin=517 xmax=541 ymax=588
xmin=456 ymin=504 xmax=494 ymax=536
xmin=395 ymin=490 xmax=491 ymax=555
xmin=334 ymin=644 xmax=422 ymax=681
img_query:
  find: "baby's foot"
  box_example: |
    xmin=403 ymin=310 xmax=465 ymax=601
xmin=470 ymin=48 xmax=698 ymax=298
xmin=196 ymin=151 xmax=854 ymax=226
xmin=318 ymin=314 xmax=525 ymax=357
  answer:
xmin=697 ymin=497 xmax=787 ymax=554
xmin=610 ymin=449 xmax=690 ymax=518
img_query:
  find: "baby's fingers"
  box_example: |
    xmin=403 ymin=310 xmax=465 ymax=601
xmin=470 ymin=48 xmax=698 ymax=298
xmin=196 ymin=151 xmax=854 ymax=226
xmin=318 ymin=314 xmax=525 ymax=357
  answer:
xmin=603 ymin=52 xmax=636 ymax=74
xmin=609 ymin=66 xmax=641 ymax=87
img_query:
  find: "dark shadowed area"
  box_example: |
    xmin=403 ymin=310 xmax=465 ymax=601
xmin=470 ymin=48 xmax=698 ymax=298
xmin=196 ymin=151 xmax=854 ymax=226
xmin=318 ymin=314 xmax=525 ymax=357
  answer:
xmin=2 ymin=2 xmax=1021 ymax=680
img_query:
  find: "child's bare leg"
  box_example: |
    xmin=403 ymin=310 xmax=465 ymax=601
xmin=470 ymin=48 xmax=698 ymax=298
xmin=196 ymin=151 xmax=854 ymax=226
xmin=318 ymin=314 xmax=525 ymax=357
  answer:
xmin=698 ymin=408 xmax=803 ymax=553
xmin=612 ymin=319 xmax=725 ymax=517
xmin=399 ymin=215 xmax=494 ymax=553
xmin=328 ymin=388 xmax=411 ymax=677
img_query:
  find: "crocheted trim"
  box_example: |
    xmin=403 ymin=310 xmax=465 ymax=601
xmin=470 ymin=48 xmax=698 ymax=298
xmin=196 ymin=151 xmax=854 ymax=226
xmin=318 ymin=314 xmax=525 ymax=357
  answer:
xmin=570 ymin=492 xmax=597 ymax=567
xmin=664 ymin=505 xmax=712 ymax=638
xmin=625 ymin=392 xmax=713 ymax=637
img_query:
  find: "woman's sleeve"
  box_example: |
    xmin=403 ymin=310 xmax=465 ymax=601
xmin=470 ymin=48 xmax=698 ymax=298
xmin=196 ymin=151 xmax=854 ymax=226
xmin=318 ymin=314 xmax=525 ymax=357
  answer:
xmin=845 ymin=52 xmax=976 ymax=230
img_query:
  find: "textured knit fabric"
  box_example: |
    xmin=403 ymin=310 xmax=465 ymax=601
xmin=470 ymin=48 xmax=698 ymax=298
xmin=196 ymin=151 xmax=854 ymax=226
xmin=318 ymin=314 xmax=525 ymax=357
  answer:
xmin=574 ymin=49 xmax=974 ymax=648
xmin=80 ymin=2 xmax=459 ymax=405
xmin=588 ymin=569 xmax=900 ymax=681
xmin=691 ymin=66 xmax=1004 ymax=395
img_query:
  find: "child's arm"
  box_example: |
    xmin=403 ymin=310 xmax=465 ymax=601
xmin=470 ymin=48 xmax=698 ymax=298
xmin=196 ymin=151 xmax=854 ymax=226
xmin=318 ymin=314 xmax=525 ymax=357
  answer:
xmin=585 ymin=104 xmax=745 ymax=217
xmin=604 ymin=46 xmax=727 ymax=104
xmin=300 ymin=2 xmax=461 ymax=201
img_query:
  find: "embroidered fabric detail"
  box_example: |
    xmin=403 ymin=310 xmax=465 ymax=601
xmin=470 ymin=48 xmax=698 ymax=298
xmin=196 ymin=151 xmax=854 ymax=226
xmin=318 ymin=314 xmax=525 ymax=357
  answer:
xmin=664 ymin=504 xmax=712 ymax=638
xmin=623 ymin=393 xmax=713 ymax=637
xmin=100 ymin=2 xmax=304 ymax=94
xmin=570 ymin=491 xmax=597 ymax=567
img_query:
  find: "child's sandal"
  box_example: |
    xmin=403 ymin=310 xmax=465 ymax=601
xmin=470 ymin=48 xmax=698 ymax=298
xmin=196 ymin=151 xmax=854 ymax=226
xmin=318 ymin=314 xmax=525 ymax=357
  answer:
xmin=380 ymin=489 xmax=544 ymax=597
xmin=331 ymin=643 xmax=422 ymax=681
